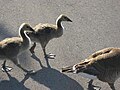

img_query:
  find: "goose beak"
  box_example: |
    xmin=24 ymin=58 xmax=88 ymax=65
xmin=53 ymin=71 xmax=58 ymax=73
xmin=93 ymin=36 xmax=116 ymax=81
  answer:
xmin=67 ymin=18 xmax=72 ymax=22
xmin=29 ymin=27 xmax=35 ymax=32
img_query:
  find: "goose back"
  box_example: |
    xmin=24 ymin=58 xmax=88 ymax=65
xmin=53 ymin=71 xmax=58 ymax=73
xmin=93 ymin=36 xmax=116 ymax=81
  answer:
xmin=0 ymin=37 xmax=22 ymax=59
xmin=85 ymin=48 xmax=120 ymax=83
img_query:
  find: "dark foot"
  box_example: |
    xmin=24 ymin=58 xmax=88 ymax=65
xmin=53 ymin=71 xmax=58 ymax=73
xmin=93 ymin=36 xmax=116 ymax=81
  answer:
xmin=88 ymin=80 xmax=101 ymax=90
xmin=29 ymin=43 xmax=36 ymax=54
xmin=25 ymin=70 xmax=36 ymax=75
xmin=45 ymin=53 xmax=56 ymax=59
xmin=29 ymin=48 xmax=35 ymax=54
xmin=1 ymin=65 xmax=12 ymax=72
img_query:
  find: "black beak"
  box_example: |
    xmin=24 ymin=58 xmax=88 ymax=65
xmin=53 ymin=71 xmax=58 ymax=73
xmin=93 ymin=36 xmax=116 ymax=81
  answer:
xmin=29 ymin=27 xmax=35 ymax=32
xmin=68 ymin=18 xmax=72 ymax=22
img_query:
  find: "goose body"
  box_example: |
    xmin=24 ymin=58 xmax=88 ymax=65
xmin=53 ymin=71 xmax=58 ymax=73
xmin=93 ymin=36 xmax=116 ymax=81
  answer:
xmin=0 ymin=37 xmax=22 ymax=59
xmin=28 ymin=14 xmax=72 ymax=59
xmin=0 ymin=23 xmax=35 ymax=74
xmin=30 ymin=23 xmax=60 ymax=44
xmin=62 ymin=47 xmax=120 ymax=90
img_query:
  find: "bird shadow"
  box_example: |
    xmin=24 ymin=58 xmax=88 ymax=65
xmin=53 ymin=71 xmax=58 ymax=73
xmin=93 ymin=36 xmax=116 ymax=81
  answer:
xmin=0 ymin=72 xmax=30 ymax=90
xmin=24 ymin=54 xmax=84 ymax=90
xmin=31 ymin=53 xmax=51 ymax=68
xmin=0 ymin=23 xmax=15 ymax=40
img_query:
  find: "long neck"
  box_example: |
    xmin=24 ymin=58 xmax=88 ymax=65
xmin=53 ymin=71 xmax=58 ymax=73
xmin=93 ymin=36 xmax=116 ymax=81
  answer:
xmin=56 ymin=18 xmax=63 ymax=29
xmin=19 ymin=29 xmax=31 ymax=49
xmin=55 ymin=19 xmax=64 ymax=37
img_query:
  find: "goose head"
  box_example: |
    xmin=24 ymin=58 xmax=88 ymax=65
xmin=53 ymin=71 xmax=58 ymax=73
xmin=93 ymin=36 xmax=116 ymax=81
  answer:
xmin=57 ymin=14 xmax=72 ymax=22
xmin=19 ymin=23 xmax=34 ymax=32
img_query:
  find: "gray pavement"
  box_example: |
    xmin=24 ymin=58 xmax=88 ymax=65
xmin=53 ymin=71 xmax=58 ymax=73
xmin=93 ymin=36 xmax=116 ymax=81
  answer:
xmin=0 ymin=0 xmax=120 ymax=90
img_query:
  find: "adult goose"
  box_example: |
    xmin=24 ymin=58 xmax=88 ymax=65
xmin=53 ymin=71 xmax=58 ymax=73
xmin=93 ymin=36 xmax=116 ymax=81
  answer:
xmin=0 ymin=23 xmax=35 ymax=74
xmin=28 ymin=14 xmax=72 ymax=59
xmin=62 ymin=47 xmax=120 ymax=90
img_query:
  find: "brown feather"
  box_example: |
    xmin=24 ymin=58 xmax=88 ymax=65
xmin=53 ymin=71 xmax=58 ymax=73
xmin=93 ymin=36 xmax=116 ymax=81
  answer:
xmin=62 ymin=47 xmax=120 ymax=89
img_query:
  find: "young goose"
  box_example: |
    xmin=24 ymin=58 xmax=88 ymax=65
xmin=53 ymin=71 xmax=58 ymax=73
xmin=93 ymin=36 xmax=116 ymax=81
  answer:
xmin=62 ymin=47 xmax=120 ymax=90
xmin=28 ymin=14 xmax=72 ymax=59
xmin=0 ymin=23 xmax=35 ymax=74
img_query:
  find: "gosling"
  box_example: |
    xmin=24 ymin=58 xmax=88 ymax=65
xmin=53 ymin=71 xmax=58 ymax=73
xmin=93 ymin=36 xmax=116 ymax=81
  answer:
xmin=0 ymin=23 xmax=35 ymax=74
xmin=28 ymin=14 xmax=72 ymax=59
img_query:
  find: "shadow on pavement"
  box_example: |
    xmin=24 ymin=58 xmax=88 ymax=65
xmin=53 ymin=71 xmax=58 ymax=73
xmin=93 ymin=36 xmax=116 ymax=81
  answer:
xmin=23 ymin=54 xmax=84 ymax=90
xmin=31 ymin=53 xmax=51 ymax=68
xmin=0 ymin=23 xmax=15 ymax=40
xmin=0 ymin=72 xmax=30 ymax=90
xmin=31 ymin=67 xmax=84 ymax=90
xmin=0 ymin=23 xmax=30 ymax=90
xmin=31 ymin=53 xmax=44 ymax=68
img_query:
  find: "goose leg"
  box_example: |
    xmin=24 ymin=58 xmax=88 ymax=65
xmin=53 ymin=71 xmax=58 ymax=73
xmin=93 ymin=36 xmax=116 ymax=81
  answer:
xmin=108 ymin=83 xmax=115 ymax=90
xmin=43 ymin=48 xmax=56 ymax=59
xmin=1 ymin=60 xmax=12 ymax=72
xmin=11 ymin=58 xmax=35 ymax=74
xmin=88 ymin=79 xmax=101 ymax=90
xmin=29 ymin=42 xmax=36 ymax=54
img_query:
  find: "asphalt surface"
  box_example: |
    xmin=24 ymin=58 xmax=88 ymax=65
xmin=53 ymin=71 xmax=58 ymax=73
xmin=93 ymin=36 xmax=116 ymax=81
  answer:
xmin=0 ymin=0 xmax=120 ymax=90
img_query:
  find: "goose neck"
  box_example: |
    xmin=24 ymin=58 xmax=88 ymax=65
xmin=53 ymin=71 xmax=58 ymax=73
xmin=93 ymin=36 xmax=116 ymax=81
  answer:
xmin=56 ymin=19 xmax=63 ymax=28
xmin=19 ymin=29 xmax=27 ymax=39
xmin=19 ymin=29 xmax=31 ymax=46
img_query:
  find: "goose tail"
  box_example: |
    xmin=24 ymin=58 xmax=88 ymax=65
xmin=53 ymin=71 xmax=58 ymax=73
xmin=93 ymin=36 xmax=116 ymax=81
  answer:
xmin=61 ymin=59 xmax=90 ymax=73
xmin=61 ymin=65 xmax=74 ymax=73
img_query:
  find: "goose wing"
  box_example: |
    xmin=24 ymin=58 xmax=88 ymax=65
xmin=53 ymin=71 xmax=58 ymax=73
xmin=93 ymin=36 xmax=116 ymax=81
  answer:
xmin=0 ymin=37 xmax=22 ymax=57
xmin=34 ymin=23 xmax=57 ymax=35
xmin=62 ymin=47 xmax=120 ymax=74
xmin=87 ymin=47 xmax=120 ymax=69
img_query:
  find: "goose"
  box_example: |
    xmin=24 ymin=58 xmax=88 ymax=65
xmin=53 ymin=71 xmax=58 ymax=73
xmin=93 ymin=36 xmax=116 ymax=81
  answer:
xmin=28 ymin=14 xmax=72 ymax=59
xmin=0 ymin=23 xmax=35 ymax=74
xmin=62 ymin=47 xmax=120 ymax=90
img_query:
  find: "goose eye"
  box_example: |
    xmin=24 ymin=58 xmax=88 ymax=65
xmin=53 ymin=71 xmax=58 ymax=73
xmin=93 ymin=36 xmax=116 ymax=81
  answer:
xmin=64 ymin=17 xmax=67 ymax=19
xmin=26 ymin=26 xmax=29 ymax=28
